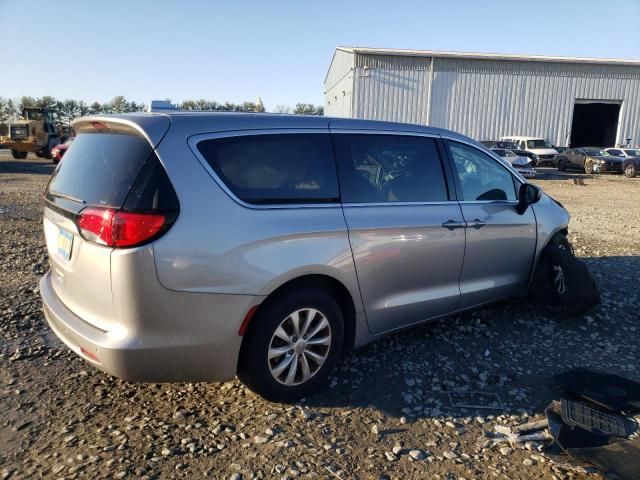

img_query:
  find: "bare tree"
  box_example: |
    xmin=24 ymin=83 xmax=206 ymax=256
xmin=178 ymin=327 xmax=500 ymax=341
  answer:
xmin=18 ymin=96 xmax=37 ymax=112
xmin=109 ymin=96 xmax=130 ymax=114
xmin=180 ymin=100 xmax=198 ymax=111
xmin=89 ymin=102 xmax=103 ymax=114
xmin=78 ymin=100 xmax=90 ymax=117
xmin=58 ymin=99 xmax=80 ymax=125
xmin=293 ymin=103 xmax=324 ymax=116
xmin=36 ymin=96 xmax=58 ymax=109
xmin=0 ymin=97 xmax=10 ymax=134
xmin=273 ymin=105 xmax=292 ymax=114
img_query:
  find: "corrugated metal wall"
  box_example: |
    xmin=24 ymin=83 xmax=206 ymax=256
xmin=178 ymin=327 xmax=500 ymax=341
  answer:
xmin=324 ymin=49 xmax=354 ymax=117
xmin=429 ymin=58 xmax=640 ymax=145
xmin=352 ymin=54 xmax=432 ymax=125
xmin=339 ymin=52 xmax=640 ymax=146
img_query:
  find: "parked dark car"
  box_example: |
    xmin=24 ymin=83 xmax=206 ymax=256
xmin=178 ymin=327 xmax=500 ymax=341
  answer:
xmin=553 ymin=146 xmax=569 ymax=154
xmin=554 ymin=147 xmax=624 ymax=174
xmin=481 ymin=140 xmax=538 ymax=166
xmin=604 ymin=148 xmax=640 ymax=178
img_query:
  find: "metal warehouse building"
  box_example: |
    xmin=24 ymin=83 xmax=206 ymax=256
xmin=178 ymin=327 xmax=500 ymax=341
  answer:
xmin=324 ymin=47 xmax=640 ymax=147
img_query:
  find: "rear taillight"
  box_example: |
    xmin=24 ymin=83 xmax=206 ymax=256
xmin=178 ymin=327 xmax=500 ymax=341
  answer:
xmin=77 ymin=207 xmax=168 ymax=248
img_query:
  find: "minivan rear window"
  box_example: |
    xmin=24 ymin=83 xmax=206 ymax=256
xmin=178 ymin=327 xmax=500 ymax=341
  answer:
xmin=47 ymin=131 xmax=152 ymax=207
xmin=197 ymin=134 xmax=339 ymax=204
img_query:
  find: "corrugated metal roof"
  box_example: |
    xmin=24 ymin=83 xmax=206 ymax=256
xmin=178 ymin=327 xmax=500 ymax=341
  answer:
xmin=337 ymin=46 xmax=640 ymax=67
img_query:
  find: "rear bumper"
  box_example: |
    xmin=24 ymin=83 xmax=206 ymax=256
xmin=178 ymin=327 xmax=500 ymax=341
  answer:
xmin=41 ymin=270 xmax=261 ymax=383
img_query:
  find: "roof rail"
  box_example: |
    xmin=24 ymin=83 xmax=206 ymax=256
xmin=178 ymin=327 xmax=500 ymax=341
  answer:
xmin=148 ymin=100 xmax=179 ymax=113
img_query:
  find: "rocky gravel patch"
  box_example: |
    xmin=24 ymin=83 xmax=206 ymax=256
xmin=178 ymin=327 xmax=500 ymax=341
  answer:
xmin=1 ymin=153 xmax=638 ymax=479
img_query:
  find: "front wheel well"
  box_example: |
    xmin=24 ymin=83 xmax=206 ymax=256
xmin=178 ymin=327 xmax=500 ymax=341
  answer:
xmin=245 ymin=274 xmax=357 ymax=354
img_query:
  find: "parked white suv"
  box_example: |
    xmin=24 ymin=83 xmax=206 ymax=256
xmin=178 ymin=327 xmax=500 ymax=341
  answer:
xmin=501 ymin=137 xmax=559 ymax=166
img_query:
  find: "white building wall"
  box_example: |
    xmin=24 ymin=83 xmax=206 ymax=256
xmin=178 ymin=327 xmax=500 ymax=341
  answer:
xmin=325 ymin=71 xmax=354 ymax=118
xmin=324 ymin=49 xmax=354 ymax=117
xmin=351 ymin=54 xmax=432 ymax=125
xmin=429 ymin=58 xmax=640 ymax=146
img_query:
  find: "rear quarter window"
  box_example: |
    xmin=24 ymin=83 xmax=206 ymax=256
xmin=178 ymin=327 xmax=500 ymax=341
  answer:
xmin=197 ymin=134 xmax=339 ymax=204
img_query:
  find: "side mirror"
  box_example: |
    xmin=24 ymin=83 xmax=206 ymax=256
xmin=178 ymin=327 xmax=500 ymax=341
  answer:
xmin=516 ymin=183 xmax=542 ymax=215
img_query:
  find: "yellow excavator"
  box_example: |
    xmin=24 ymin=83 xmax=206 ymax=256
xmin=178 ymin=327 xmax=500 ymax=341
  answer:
xmin=0 ymin=107 xmax=72 ymax=160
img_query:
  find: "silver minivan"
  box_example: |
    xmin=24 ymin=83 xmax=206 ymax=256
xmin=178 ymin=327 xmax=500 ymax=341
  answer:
xmin=41 ymin=111 xmax=570 ymax=401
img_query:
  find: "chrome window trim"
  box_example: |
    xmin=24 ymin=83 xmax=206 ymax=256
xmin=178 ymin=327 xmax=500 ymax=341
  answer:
xmin=342 ymin=201 xmax=454 ymax=208
xmin=187 ymin=128 xmax=342 ymax=210
xmin=328 ymin=128 xmax=440 ymax=139
xmin=458 ymin=200 xmax=519 ymax=205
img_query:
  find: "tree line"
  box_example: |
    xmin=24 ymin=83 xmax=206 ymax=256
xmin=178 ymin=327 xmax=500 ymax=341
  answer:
xmin=0 ymin=95 xmax=324 ymax=128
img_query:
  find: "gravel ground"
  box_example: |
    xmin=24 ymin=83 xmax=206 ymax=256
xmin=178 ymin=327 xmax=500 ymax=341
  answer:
xmin=1 ymin=151 xmax=639 ymax=480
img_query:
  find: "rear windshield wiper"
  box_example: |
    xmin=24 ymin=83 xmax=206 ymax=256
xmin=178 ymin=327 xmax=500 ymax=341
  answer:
xmin=48 ymin=190 xmax=86 ymax=204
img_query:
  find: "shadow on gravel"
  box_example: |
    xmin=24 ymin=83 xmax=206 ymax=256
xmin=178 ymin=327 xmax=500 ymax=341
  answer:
xmin=535 ymin=169 xmax=590 ymax=181
xmin=304 ymin=255 xmax=640 ymax=423
xmin=0 ymin=159 xmax=55 ymax=176
xmin=535 ymin=168 xmax=638 ymax=182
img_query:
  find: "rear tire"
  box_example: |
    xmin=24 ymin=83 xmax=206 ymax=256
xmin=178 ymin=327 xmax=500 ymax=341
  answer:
xmin=11 ymin=150 xmax=28 ymax=160
xmin=557 ymin=160 xmax=566 ymax=172
xmin=238 ymin=288 xmax=344 ymax=402
xmin=624 ymin=163 xmax=637 ymax=178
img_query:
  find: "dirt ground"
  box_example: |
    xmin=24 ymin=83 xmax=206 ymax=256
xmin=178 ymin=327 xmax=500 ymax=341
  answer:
xmin=1 ymin=151 xmax=639 ymax=480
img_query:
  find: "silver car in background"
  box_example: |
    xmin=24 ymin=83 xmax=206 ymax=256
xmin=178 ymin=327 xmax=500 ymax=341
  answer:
xmin=40 ymin=111 xmax=569 ymax=401
xmin=491 ymin=148 xmax=537 ymax=178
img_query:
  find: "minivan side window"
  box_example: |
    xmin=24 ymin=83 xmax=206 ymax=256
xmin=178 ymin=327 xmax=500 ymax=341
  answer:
xmin=447 ymin=141 xmax=517 ymax=202
xmin=197 ymin=134 xmax=339 ymax=204
xmin=333 ymin=134 xmax=449 ymax=203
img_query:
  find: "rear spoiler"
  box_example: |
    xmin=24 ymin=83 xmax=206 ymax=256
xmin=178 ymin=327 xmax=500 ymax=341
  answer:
xmin=72 ymin=115 xmax=171 ymax=149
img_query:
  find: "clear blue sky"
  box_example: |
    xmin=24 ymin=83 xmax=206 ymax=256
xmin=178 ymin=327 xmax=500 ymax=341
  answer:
xmin=1 ymin=0 xmax=639 ymax=110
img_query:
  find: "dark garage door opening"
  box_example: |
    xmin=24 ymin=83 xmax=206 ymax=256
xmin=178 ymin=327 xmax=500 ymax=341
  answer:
xmin=570 ymin=102 xmax=620 ymax=148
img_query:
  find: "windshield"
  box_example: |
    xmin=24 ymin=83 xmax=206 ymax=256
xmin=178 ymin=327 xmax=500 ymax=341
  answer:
xmin=526 ymin=139 xmax=553 ymax=149
xmin=623 ymin=149 xmax=639 ymax=156
xmin=24 ymin=110 xmax=44 ymax=121
xmin=584 ymin=148 xmax=608 ymax=156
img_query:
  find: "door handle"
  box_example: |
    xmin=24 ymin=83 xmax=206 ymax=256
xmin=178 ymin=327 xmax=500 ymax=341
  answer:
xmin=441 ymin=219 xmax=467 ymax=230
xmin=470 ymin=219 xmax=487 ymax=229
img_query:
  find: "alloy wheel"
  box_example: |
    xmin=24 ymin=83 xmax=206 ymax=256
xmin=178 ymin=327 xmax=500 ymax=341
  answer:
xmin=625 ymin=164 xmax=635 ymax=177
xmin=268 ymin=308 xmax=332 ymax=386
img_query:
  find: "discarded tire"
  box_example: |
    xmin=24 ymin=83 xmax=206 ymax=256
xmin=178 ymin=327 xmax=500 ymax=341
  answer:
xmin=531 ymin=239 xmax=600 ymax=315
